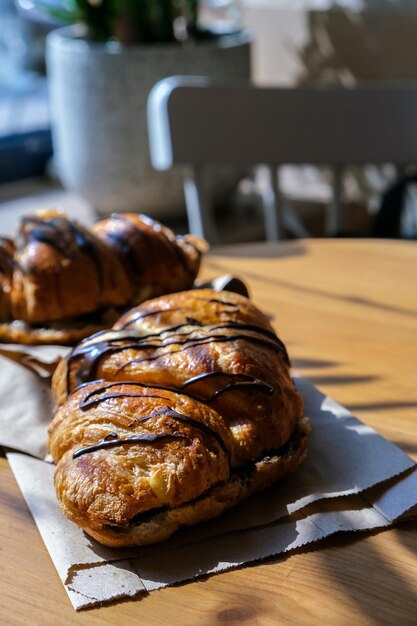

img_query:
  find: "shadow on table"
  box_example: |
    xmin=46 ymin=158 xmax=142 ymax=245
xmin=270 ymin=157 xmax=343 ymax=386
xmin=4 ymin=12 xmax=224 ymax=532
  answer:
xmin=258 ymin=522 xmax=417 ymax=626
xmin=390 ymin=439 xmax=417 ymax=458
xmin=348 ymin=401 xmax=417 ymax=413
xmin=315 ymin=525 xmax=417 ymax=626
xmin=209 ymin=241 xmax=307 ymax=259
xmin=207 ymin=256 xmax=417 ymax=321
xmin=306 ymin=374 xmax=379 ymax=386
xmin=394 ymin=519 xmax=417 ymax=572
xmin=292 ymin=357 xmax=338 ymax=369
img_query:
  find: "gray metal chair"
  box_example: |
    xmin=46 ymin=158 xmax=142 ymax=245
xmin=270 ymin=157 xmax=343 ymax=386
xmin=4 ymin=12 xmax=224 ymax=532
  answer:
xmin=147 ymin=76 xmax=417 ymax=243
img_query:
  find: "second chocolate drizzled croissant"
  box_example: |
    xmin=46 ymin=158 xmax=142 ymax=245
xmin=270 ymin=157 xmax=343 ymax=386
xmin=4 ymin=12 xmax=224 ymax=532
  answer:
xmin=0 ymin=210 xmax=204 ymax=329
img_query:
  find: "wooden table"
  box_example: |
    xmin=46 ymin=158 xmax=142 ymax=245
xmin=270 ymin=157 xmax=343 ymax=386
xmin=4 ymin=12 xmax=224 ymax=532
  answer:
xmin=2 ymin=238 xmax=417 ymax=625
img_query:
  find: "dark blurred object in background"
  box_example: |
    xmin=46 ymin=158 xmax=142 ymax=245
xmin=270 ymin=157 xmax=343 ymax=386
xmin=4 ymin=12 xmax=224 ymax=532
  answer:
xmin=372 ymin=173 xmax=417 ymax=239
xmin=0 ymin=129 xmax=52 ymax=183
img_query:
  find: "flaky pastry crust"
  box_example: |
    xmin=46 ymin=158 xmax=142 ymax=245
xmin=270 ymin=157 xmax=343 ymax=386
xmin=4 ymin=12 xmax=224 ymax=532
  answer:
xmin=49 ymin=289 xmax=308 ymax=546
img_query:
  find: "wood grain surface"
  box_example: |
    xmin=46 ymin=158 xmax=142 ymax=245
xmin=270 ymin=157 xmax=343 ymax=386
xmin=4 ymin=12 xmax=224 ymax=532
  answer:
xmin=2 ymin=238 xmax=417 ymax=626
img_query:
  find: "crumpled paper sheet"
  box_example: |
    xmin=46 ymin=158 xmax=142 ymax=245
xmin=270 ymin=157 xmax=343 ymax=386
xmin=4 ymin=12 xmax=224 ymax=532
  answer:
xmin=0 ymin=346 xmax=67 ymax=458
xmin=3 ymin=357 xmax=416 ymax=610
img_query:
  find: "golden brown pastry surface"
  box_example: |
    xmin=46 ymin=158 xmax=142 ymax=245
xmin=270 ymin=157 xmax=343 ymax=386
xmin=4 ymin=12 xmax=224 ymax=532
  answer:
xmin=53 ymin=289 xmax=302 ymax=464
xmin=50 ymin=383 xmax=233 ymax=533
xmin=0 ymin=308 xmax=121 ymax=346
xmin=0 ymin=210 xmax=205 ymax=344
xmin=0 ymin=236 xmax=15 ymax=320
xmin=49 ymin=289 xmax=308 ymax=547
xmin=93 ymin=213 xmax=204 ymax=305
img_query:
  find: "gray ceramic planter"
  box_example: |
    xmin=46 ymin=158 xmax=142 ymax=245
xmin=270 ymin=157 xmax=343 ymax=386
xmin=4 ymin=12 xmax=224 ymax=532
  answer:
xmin=46 ymin=26 xmax=251 ymax=218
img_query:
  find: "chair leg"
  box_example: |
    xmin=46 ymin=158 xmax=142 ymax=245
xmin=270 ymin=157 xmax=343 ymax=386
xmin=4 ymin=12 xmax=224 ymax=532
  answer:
xmin=258 ymin=165 xmax=284 ymax=241
xmin=326 ymin=165 xmax=343 ymax=235
xmin=282 ymin=207 xmax=310 ymax=239
xmin=183 ymin=166 xmax=219 ymax=244
xmin=256 ymin=165 xmax=309 ymax=240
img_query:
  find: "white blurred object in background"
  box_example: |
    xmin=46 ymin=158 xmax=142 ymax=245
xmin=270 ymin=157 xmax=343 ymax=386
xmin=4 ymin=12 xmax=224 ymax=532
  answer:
xmin=200 ymin=0 xmax=243 ymax=33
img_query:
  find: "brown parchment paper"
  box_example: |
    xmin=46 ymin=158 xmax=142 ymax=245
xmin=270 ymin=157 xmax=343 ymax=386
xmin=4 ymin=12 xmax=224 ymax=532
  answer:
xmin=2 ymin=352 xmax=416 ymax=610
xmin=0 ymin=346 xmax=67 ymax=458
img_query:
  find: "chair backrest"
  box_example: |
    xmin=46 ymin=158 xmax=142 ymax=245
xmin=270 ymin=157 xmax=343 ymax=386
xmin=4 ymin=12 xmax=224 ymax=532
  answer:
xmin=148 ymin=76 xmax=417 ymax=169
xmin=147 ymin=76 xmax=417 ymax=241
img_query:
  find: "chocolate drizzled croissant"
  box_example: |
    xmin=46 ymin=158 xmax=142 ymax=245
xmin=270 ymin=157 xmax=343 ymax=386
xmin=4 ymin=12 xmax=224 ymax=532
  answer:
xmin=0 ymin=236 xmax=15 ymax=320
xmin=49 ymin=289 xmax=309 ymax=547
xmin=0 ymin=210 xmax=205 ymax=344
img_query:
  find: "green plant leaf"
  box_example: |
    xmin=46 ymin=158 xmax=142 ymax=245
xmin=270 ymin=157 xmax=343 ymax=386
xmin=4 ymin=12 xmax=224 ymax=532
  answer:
xmin=32 ymin=0 xmax=204 ymax=43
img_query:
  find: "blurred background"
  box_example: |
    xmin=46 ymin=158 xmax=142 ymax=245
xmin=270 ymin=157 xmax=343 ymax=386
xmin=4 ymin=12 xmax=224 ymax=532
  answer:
xmin=1 ymin=0 xmax=417 ymax=242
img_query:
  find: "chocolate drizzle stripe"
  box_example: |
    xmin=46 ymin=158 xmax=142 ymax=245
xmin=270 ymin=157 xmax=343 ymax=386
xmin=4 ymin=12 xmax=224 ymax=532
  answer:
xmin=0 ymin=238 xmax=15 ymax=273
xmin=179 ymin=371 xmax=274 ymax=401
xmin=179 ymin=371 xmax=274 ymax=399
xmin=118 ymin=307 xmax=187 ymax=328
xmin=66 ymin=321 xmax=288 ymax=392
xmin=75 ymin=319 xmax=204 ymax=350
xmin=73 ymin=321 xmax=278 ymax=351
xmin=118 ymin=333 xmax=284 ymax=370
xmin=137 ymin=214 xmax=192 ymax=277
xmin=77 ymin=372 xmax=273 ymax=411
xmin=100 ymin=215 xmax=153 ymax=279
xmin=72 ymin=432 xmax=185 ymax=459
xmin=108 ymin=213 xmax=193 ymax=280
xmin=21 ymin=217 xmax=70 ymax=256
xmin=66 ymin=221 xmax=104 ymax=290
xmin=79 ymin=392 xmax=167 ymax=410
xmin=210 ymin=322 xmax=282 ymax=343
xmin=19 ymin=216 xmax=104 ymax=288
xmin=129 ymin=407 xmax=230 ymax=457
xmin=118 ymin=296 xmax=242 ymax=330
xmin=109 ymin=214 xmax=154 ymax=255
xmin=68 ymin=378 xmax=109 ymax=396
xmin=101 ymin=231 xmax=140 ymax=277
xmin=158 ymin=227 xmax=190 ymax=274
xmin=77 ymin=382 xmax=161 ymax=405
